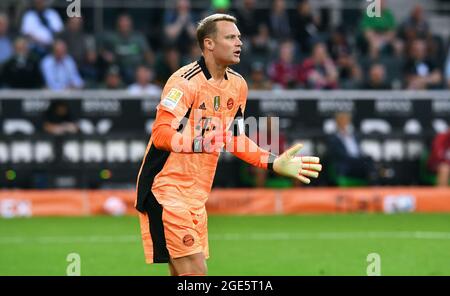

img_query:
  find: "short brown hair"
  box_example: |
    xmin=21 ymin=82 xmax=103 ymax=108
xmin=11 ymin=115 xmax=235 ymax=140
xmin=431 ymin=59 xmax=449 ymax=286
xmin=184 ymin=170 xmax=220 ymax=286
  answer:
xmin=196 ymin=13 xmax=237 ymax=51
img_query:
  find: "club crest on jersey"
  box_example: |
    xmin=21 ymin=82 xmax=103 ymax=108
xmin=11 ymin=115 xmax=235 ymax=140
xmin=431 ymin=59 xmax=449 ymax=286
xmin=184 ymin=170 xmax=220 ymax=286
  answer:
xmin=214 ymin=96 xmax=220 ymax=111
xmin=227 ymin=98 xmax=234 ymax=110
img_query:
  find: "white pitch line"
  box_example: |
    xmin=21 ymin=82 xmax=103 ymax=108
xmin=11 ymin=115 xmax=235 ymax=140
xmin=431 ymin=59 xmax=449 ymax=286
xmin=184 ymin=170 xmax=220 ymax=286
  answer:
xmin=1 ymin=232 xmax=450 ymax=245
xmin=209 ymin=231 xmax=450 ymax=241
xmin=0 ymin=235 xmax=139 ymax=245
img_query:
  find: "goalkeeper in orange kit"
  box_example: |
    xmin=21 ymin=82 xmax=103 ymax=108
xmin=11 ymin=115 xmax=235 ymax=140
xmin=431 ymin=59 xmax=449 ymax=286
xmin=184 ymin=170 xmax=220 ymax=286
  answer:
xmin=136 ymin=13 xmax=323 ymax=276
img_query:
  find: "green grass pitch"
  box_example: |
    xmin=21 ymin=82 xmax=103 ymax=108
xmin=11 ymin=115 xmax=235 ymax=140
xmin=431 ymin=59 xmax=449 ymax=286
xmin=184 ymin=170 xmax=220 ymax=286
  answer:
xmin=0 ymin=214 xmax=449 ymax=275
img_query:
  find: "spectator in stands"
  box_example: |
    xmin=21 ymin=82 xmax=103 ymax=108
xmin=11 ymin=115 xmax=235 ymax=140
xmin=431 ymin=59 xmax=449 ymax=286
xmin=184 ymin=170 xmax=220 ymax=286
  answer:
xmin=163 ymin=0 xmax=197 ymax=55
xmin=327 ymin=27 xmax=351 ymax=65
xmin=1 ymin=37 xmax=43 ymax=89
xmin=154 ymin=44 xmax=184 ymax=85
xmin=336 ymin=57 xmax=362 ymax=89
xmin=100 ymin=65 xmax=124 ymax=89
xmin=268 ymin=39 xmax=301 ymax=89
xmin=359 ymin=0 xmax=399 ymax=58
xmin=291 ymin=0 xmax=321 ymax=54
xmin=248 ymin=61 xmax=272 ymax=90
xmin=327 ymin=27 xmax=362 ymax=89
xmin=184 ymin=41 xmax=202 ymax=63
xmin=101 ymin=14 xmax=154 ymax=84
xmin=79 ymin=47 xmax=108 ymax=89
xmin=43 ymin=100 xmax=78 ymax=135
xmin=40 ymin=39 xmax=84 ymax=90
xmin=399 ymin=5 xmax=430 ymax=42
xmin=233 ymin=0 xmax=262 ymax=46
xmin=404 ymin=39 xmax=442 ymax=89
xmin=269 ymin=0 xmax=291 ymax=41
xmin=327 ymin=111 xmax=378 ymax=184
xmin=400 ymin=5 xmax=441 ymax=64
xmin=57 ymin=17 xmax=91 ymax=66
xmin=248 ymin=115 xmax=288 ymax=187
xmin=128 ymin=65 xmax=162 ymax=96
xmin=428 ymin=128 xmax=450 ymax=187
xmin=250 ymin=23 xmax=276 ymax=60
xmin=20 ymin=0 xmax=64 ymax=57
xmin=363 ymin=63 xmax=390 ymax=89
xmin=0 ymin=13 xmax=13 ymax=65
xmin=299 ymin=42 xmax=338 ymax=89
xmin=445 ymin=46 xmax=450 ymax=89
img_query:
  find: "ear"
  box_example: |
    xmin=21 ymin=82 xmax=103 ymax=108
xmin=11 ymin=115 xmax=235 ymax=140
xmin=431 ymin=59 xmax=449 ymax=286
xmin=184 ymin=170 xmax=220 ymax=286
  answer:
xmin=204 ymin=37 xmax=214 ymax=51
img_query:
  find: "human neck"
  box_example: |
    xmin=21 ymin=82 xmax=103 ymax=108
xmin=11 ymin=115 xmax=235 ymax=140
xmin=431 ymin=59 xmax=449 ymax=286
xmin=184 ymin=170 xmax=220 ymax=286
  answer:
xmin=204 ymin=55 xmax=227 ymax=81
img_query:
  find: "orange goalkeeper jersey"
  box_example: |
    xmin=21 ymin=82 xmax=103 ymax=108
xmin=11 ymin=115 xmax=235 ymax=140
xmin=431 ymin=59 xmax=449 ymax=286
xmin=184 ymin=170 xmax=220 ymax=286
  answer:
xmin=136 ymin=56 xmax=272 ymax=213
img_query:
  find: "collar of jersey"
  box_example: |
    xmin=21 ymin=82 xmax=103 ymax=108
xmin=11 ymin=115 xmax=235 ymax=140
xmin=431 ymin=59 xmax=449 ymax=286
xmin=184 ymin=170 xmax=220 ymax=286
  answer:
xmin=198 ymin=56 xmax=229 ymax=81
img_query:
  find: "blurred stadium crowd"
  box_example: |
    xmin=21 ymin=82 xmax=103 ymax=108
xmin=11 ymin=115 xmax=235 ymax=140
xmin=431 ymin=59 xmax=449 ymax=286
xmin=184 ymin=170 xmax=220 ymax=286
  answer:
xmin=0 ymin=0 xmax=449 ymax=91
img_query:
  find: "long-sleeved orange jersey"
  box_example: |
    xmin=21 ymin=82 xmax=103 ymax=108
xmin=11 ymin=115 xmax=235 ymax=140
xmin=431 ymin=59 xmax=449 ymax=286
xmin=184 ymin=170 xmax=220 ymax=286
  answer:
xmin=136 ymin=56 xmax=275 ymax=213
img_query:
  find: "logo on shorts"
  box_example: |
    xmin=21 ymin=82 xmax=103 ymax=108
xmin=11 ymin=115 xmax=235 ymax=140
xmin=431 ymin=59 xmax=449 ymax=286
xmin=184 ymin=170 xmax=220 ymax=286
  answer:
xmin=183 ymin=234 xmax=195 ymax=247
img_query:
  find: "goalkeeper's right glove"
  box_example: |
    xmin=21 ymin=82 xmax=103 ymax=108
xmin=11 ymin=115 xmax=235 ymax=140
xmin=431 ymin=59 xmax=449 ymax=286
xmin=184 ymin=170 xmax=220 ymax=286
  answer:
xmin=272 ymin=143 xmax=322 ymax=184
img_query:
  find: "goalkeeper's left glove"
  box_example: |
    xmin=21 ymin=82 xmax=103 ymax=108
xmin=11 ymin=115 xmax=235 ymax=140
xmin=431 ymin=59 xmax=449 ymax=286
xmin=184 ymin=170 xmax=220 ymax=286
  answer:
xmin=272 ymin=143 xmax=322 ymax=184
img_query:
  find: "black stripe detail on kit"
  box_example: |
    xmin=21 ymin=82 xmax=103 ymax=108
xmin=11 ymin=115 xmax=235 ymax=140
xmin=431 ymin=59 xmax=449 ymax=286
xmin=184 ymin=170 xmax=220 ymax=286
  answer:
xmin=226 ymin=69 xmax=242 ymax=78
xmin=181 ymin=64 xmax=200 ymax=78
xmin=229 ymin=106 xmax=244 ymax=136
xmin=143 ymin=190 xmax=170 ymax=263
xmin=176 ymin=107 xmax=192 ymax=132
xmin=198 ymin=56 xmax=212 ymax=80
xmin=136 ymin=144 xmax=170 ymax=213
xmin=136 ymin=106 xmax=192 ymax=213
xmin=135 ymin=104 xmax=194 ymax=263
xmin=185 ymin=69 xmax=202 ymax=80
xmin=136 ymin=104 xmax=193 ymax=212
xmin=197 ymin=56 xmax=229 ymax=80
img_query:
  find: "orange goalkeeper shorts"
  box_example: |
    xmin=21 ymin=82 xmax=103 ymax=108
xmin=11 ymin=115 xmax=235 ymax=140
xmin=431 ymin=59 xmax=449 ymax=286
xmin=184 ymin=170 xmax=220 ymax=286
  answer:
xmin=138 ymin=193 xmax=209 ymax=264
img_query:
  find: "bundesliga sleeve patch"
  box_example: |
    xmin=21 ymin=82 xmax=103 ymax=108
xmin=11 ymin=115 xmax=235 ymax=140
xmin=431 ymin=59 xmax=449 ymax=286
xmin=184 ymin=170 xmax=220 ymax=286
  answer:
xmin=161 ymin=88 xmax=183 ymax=110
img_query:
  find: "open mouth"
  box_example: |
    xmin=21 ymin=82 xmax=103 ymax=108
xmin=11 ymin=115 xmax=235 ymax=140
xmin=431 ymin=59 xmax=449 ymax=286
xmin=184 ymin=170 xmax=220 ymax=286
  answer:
xmin=233 ymin=50 xmax=241 ymax=57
